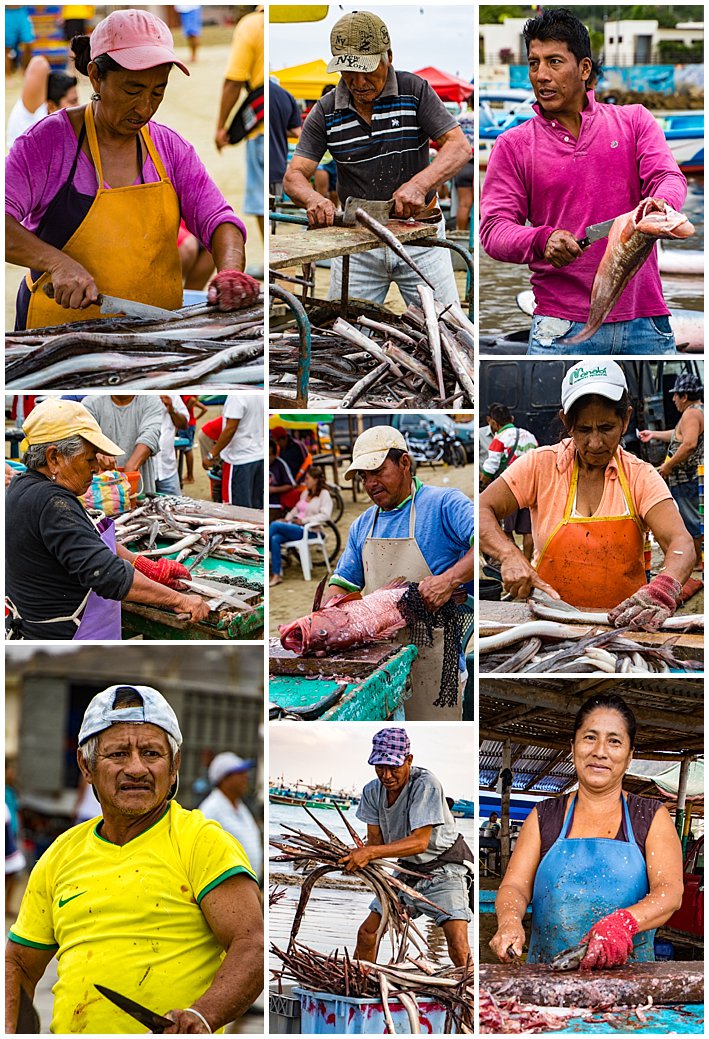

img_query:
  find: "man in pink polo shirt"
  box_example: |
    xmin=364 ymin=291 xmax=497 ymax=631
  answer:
xmin=480 ymin=8 xmax=687 ymax=354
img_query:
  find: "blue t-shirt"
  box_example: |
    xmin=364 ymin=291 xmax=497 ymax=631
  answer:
xmin=332 ymin=481 xmax=474 ymax=592
xmin=269 ymin=80 xmax=302 ymax=184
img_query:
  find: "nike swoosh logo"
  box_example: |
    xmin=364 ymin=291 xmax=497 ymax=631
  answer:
xmin=58 ymin=891 xmax=87 ymax=908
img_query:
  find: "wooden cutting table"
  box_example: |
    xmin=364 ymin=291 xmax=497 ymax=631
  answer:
xmin=269 ymin=219 xmax=437 ymax=269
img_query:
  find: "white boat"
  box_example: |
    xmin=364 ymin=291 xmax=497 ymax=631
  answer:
xmin=658 ymin=241 xmax=704 ymax=276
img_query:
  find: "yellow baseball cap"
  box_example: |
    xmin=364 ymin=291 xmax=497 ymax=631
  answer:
xmin=344 ymin=425 xmax=407 ymax=480
xmin=21 ymin=398 xmax=124 ymax=455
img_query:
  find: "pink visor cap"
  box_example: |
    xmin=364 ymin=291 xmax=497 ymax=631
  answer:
xmin=90 ymin=9 xmax=189 ymax=76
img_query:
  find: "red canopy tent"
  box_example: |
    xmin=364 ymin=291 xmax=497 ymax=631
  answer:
xmin=413 ymin=66 xmax=473 ymax=103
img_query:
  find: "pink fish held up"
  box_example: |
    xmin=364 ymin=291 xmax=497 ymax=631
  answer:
xmin=563 ymin=197 xmax=695 ymax=344
xmin=278 ymin=579 xmax=410 ymax=656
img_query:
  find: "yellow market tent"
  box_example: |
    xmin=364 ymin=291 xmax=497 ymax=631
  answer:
xmin=271 ymin=59 xmax=339 ymax=101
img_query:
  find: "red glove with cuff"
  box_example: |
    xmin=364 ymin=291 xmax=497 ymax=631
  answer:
xmin=207 ymin=269 xmax=260 ymax=311
xmin=134 ymin=556 xmax=192 ymax=590
xmin=580 ymin=908 xmax=639 ymax=970
xmin=607 ymin=573 xmax=681 ymax=631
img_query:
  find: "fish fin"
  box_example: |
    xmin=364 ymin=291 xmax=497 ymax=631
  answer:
xmin=311 ymin=574 xmax=328 ymax=612
xmin=381 ymin=577 xmax=409 ymax=590
xmin=322 ymin=590 xmax=363 ymax=609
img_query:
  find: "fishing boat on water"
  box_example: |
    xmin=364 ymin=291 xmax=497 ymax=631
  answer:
xmin=269 ymin=779 xmax=354 ymax=811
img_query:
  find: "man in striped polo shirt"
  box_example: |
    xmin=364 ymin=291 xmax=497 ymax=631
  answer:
xmin=283 ymin=10 xmax=471 ymax=307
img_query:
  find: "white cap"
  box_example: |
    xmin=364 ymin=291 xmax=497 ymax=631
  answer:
xmin=208 ymin=752 xmax=255 ymax=786
xmin=78 ymin=685 xmax=182 ymax=745
xmin=344 ymin=426 xmax=407 ymax=480
xmin=561 ymin=360 xmax=627 ymax=414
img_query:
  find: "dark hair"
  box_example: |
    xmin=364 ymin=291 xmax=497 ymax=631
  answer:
xmin=572 ymin=694 xmax=637 ymax=748
xmin=488 ymin=403 xmax=512 ymax=425
xmin=523 ymin=8 xmax=592 ymax=64
xmin=48 ymin=71 xmax=77 ymax=104
xmin=386 ymin=448 xmax=407 ymax=465
xmin=564 ymin=390 xmax=631 ymax=430
xmin=305 ymin=464 xmax=327 ymax=496
xmin=321 ymin=83 xmax=336 ymax=96
xmin=269 ymin=437 xmax=277 ymax=453
xmin=71 ymin=34 xmax=126 ymax=77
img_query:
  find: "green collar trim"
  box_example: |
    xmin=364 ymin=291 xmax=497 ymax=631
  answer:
xmin=389 ymin=476 xmax=423 ymax=512
xmin=94 ymin=804 xmax=170 ymax=845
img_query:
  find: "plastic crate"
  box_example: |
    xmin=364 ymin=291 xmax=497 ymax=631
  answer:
xmin=269 ymin=991 xmax=301 ymax=1034
xmin=295 ymin=987 xmax=452 ymax=1034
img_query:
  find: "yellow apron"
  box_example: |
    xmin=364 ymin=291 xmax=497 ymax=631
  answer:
xmin=25 ymin=105 xmax=182 ymax=329
xmin=535 ymin=453 xmax=647 ymax=609
xmin=362 ymin=493 xmax=462 ymax=721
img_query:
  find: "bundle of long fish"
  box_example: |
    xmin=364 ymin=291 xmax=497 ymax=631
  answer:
xmin=113 ymin=496 xmax=263 ymax=569
xmin=6 ymin=300 xmax=264 ymax=389
xmin=272 ymin=943 xmax=475 ymax=1033
xmin=479 ymin=621 xmax=703 ymax=674
xmin=270 ymin=292 xmax=474 ymax=408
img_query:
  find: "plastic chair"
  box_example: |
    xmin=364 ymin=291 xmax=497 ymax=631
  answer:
xmin=282 ymin=523 xmax=332 ymax=581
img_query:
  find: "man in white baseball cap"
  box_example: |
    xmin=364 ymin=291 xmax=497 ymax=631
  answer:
xmin=283 ymin=10 xmax=471 ymax=307
xmin=6 ymin=684 xmax=263 ymax=1034
xmin=479 ymin=359 xmax=694 ymax=629
xmin=199 ymin=753 xmax=263 ymax=881
xmin=320 ymin=425 xmax=474 ymax=721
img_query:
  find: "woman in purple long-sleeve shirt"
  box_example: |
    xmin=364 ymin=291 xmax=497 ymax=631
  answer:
xmin=5 ymin=9 xmax=260 ymax=330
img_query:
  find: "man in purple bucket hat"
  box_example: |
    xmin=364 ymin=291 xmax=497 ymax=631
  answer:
xmin=339 ymin=728 xmax=472 ymax=966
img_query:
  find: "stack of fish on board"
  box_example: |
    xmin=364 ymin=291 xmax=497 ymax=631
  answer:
xmin=6 ymin=300 xmax=264 ymax=389
xmin=270 ymin=292 xmax=475 ymax=408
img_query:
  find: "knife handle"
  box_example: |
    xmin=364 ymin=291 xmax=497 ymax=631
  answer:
xmin=43 ymin=283 xmax=103 ymax=304
xmin=576 ymin=236 xmax=590 ymax=249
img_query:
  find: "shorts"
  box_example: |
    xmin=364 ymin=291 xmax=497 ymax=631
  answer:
xmin=5 ymin=8 xmax=35 ymax=50
xmin=182 ymin=425 xmax=196 ymax=447
xmin=528 ymin=314 xmax=675 ymax=355
xmin=245 ymin=134 xmax=265 ymax=216
xmin=317 ymin=158 xmax=337 ymax=191
xmin=454 ymin=160 xmax=474 ymax=189
xmin=369 ymin=863 xmax=472 ymax=926
xmin=178 ymin=7 xmax=202 ymax=37
xmin=671 ymin=481 xmax=702 ymax=538
xmin=503 ymin=506 xmax=532 ymax=535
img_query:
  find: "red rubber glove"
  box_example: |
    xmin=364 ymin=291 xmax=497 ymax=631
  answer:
xmin=580 ymin=909 xmax=639 ymax=970
xmin=207 ymin=269 xmax=260 ymax=311
xmin=607 ymin=573 xmax=681 ymax=631
xmin=134 ymin=555 xmax=192 ymax=590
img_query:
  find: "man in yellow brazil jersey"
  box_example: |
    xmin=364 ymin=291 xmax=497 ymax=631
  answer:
xmin=5 ymin=684 xmax=263 ymax=1034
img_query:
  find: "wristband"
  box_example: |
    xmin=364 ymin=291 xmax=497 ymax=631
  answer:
xmin=184 ymin=1007 xmax=212 ymax=1032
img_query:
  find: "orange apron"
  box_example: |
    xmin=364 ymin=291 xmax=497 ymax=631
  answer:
xmin=25 ymin=105 xmax=182 ymax=329
xmin=535 ymin=453 xmax=647 ymax=609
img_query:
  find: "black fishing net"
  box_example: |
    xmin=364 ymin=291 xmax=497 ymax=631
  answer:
xmin=396 ymin=583 xmax=462 ymax=708
xmin=215 ymin=574 xmax=263 ymax=593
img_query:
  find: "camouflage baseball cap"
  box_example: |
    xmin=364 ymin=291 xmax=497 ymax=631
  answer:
xmin=327 ymin=11 xmax=391 ymax=74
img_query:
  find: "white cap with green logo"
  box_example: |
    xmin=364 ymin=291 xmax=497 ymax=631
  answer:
xmin=561 ymin=359 xmax=627 ymax=414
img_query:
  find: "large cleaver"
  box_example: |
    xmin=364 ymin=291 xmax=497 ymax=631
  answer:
xmin=335 ymin=195 xmax=441 ymax=226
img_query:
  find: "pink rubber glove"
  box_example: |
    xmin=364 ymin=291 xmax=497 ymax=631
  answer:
xmin=580 ymin=909 xmax=639 ymax=970
xmin=134 ymin=556 xmax=192 ymax=590
xmin=207 ymin=269 xmax=260 ymax=311
xmin=607 ymin=574 xmax=681 ymax=631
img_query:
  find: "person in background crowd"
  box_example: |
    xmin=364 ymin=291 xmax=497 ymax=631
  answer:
xmin=199 ymin=752 xmax=263 ymax=883
xmin=269 ymin=465 xmax=333 ymax=586
xmin=175 ymin=4 xmax=202 ymax=64
xmin=480 ymin=403 xmax=539 ymax=562
xmin=6 ymin=55 xmax=78 ymax=149
xmin=156 ymin=394 xmax=189 ymax=496
xmin=203 ymin=396 xmax=264 ymax=509
xmin=180 ymin=395 xmax=209 ymax=484
xmin=84 ymin=395 xmax=164 ymax=495
xmin=269 ymin=77 xmax=301 ymax=198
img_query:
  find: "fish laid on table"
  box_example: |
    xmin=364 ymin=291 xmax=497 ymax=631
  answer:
xmin=564 ymin=198 xmax=695 ymax=344
xmin=279 ymin=580 xmax=410 ymax=656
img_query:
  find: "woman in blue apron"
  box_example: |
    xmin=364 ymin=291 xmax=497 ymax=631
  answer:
xmin=489 ymin=694 xmax=684 ymax=969
xmin=5 ymin=399 xmax=210 ymax=640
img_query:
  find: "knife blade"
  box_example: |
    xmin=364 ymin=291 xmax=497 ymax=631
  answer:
xmin=94 ymin=984 xmax=174 ymax=1033
xmin=42 ymin=283 xmax=180 ymax=321
xmin=576 ymin=217 xmax=616 ymax=250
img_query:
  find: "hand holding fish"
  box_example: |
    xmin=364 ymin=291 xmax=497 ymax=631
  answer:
xmin=607 ymin=573 xmax=681 ymax=631
xmin=418 ymin=572 xmax=456 ymax=612
xmin=543 ymin=230 xmax=585 ymax=268
xmin=579 ymin=909 xmax=639 ymax=970
xmin=392 ymin=179 xmax=427 ymax=220
xmin=338 ymin=846 xmax=374 ymax=873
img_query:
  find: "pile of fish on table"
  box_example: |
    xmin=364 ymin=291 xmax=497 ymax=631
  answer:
xmin=6 ymin=300 xmax=264 ymax=389
xmin=480 ymin=601 xmax=704 ymax=674
xmin=270 ymin=804 xmax=475 ymax=1033
xmin=270 ymin=295 xmax=474 ymax=408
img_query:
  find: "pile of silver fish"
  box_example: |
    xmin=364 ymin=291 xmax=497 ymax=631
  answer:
xmin=270 ymin=294 xmax=474 ymax=408
xmin=271 ymin=804 xmax=474 ymax=1033
xmin=6 ymin=300 xmax=264 ymax=389
xmin=113 ymin=496 xmax=264 ymax=569
xmin=480 ymin=621 xmax=703 ymax=674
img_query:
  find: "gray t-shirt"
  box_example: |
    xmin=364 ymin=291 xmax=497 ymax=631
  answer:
xmin=356 ymin=766 xmax=458 ymax=864
xmin=295 ymin=68 xmax=458 ymax=205
xmin=84 ymin=396 xmax=163 ymax=494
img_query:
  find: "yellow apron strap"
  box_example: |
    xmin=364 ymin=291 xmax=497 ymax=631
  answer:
xmin=563 ymin=457 xmax=579 ymax=521
xmin=84 ymin=104 xmax=104 ymax=189
xmin=614 ymin=452 xmax=644 ymax=531
xmin=140 ymin=124 xmax=171 ymax=182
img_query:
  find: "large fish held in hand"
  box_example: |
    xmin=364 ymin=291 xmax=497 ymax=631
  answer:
xmin=279 ymin=579 xmax=410 ymax=656
xmin=563 ymin=197 xmax=695 ymax=344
